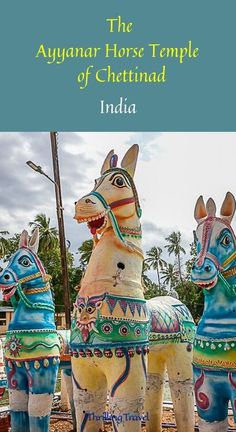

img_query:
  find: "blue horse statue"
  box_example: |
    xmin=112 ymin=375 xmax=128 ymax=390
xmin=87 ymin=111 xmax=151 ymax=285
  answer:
xmin=0 ymin=229 xmax=61 ymax=432
xmin=191 ymin=192 xmax=236 ymax=432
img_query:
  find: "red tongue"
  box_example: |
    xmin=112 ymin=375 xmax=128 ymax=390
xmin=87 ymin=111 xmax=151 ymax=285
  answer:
xmin=90 ymin=227 xmax=97 ymax=235
xmin=81 ymin=327 xmax=89 ymax=342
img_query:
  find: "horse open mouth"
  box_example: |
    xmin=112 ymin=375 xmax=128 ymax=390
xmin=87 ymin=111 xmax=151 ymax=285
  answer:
xmin=82 ymin=213 xmax=108 ymax=235
xmin=194 ymin=276 xmax=217 ymax=290
xmin=76 ymin=320 xmax=98 ymax=341
xmin=1 ymin=285 xmax=17 ymax=301
xmin=87 ymin=215 xmax=107 ymax=235
xmin=75 ymin=210 xmax=108 ymax=235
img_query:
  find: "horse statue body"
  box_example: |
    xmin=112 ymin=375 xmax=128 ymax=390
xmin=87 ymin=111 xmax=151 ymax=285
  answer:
xmin=71 ymin=144 xmax=195 ymax=432
xmin=191 ymin=192 xmax=236 ymax=431
xmin=0 ymin=229 xmax=61 ymax=432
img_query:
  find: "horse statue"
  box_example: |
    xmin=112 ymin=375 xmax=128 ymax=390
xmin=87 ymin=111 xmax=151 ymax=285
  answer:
xmin=191 ymin=192 xmax=236 ymax=432
xmin=0 ymin=229 xmax=61 ymax=432
xmin=71 ymin=144 xmax=196 ymax=432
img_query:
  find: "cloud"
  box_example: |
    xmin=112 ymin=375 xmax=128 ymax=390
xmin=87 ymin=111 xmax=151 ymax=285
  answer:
xmin=125 ymin=132 xmax=162 ymax=161
xmin=0 ymin=132 xmax=95 ymax=240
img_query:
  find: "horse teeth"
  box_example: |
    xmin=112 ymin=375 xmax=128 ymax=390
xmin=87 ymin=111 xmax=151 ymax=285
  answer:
xmin=91 ymin=323 xmax=99 ymax=333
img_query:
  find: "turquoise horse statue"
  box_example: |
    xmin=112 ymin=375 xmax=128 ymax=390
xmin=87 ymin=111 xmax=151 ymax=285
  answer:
xmin=0 ymin=229 xmax=61 ymax=432
xmin=191 ymin=192 xmax=236 ymax=432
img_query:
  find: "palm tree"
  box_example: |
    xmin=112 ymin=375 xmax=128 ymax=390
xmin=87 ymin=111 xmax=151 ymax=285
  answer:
xmin=29 ymin=213 xmax=58 ymax=254
xmin=145 ymin=246 xmax=167 ymax=286
xmin=161 ymin=263 xmax=179 ymax=288
xmin=0 ymin=231 xmax=9 ymax=259
xmin=78 ymin=240 xmax=93 ymax=268
xmin=165 ymin=231 xmax=186 ymax=282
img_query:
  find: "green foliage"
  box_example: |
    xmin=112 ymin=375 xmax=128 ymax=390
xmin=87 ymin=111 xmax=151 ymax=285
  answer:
xmin=161 ymin=263 xmax=179 ymax=288
xmin=145 ymin=237 xmax=202 ymax=320
xmin=144 ymin=280 xmax=168 ymax=300
xmin=145 ymin=246 xmax=166 ymax=286
xmin=77 ymin=239 xmax=93 ymax=268
xmin=165 ymin=231 xmax=186 ymax=256
xmin=3 ymin=233 xmax=20 ymax=261
xmin=0 ymin=231 xmax=10 ymax=259
xmin=165 ymin=231 xmax=186 ymax=281
xmin=175 ymin=280 xmax=204 ymax=322
xmin=37 ymin=245 xmax=80 ymax=312
xmin=142 ymin=259 xmax=168 ymax=299
xmin=186 ymin=241 xmax=197 ymax=278
xmin=29 ymin=213 xmax=59 ymax=253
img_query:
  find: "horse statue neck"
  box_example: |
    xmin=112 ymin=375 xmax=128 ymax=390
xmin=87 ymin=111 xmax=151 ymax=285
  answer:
xmin=199 ymin=273 xmax=236 ymax=336
xmin=10 ymin=273 xmax=55 ymax=331
xmin=80 ymin=212 xmax=143 ymax=299
xmin=11 ymin=285 xmax=55 ymax=332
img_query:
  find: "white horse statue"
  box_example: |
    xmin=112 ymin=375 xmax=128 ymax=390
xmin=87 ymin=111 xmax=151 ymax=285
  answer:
xmin=70 ymin=144 xmax=195 ymax=432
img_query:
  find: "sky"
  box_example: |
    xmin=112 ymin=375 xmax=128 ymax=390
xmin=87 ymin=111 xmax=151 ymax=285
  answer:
xmin=0 ymin=131 xmax=236 ymax=284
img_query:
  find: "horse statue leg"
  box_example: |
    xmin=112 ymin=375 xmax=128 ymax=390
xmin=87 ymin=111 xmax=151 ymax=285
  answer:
xmin=6 ymin=361 xmax=30 ymax=432
xmin=167 ymin=344 xmax=194 ymax=432
xmin=27 ymin=358 xmax=59 ymax=432
xmin=107 ymin=355 xmax=146 ymax=432
xmin=145 ymin=349 xmax=166 ymax=432
xmin=145 ymin=344 xmax=194 ymax=432
xmin=58 ymin=330 xmax=76 ymax=431
xmin=61 ymin=368 xmax=76 ymax=432
xmin=6 ymin=357 xmax=59 ymax=432
xmin=194 ymin=367 xmax=229 ymax=432
xmin=72 ymin=357 xmax=108 ymax=432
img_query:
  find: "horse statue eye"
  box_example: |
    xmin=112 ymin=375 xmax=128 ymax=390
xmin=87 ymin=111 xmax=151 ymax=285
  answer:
xmin=19 ymin=256 xmax=31 ymax=267
xmin=113 ymin=176 xmax=125 ymax=187
xmin=221 ymin=235 xmax=231 ymax=247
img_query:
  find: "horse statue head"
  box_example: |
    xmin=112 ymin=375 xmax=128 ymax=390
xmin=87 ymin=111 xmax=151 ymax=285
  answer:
xmin=191 ymin=192 xmax=236 ymax=297
xmin=0 ymin=229 xmax=55 ymax=331
xmin=74 ymin=144 xmax=142 ymax=253
xmin=0 ymin=229 xmax=51 ymax=300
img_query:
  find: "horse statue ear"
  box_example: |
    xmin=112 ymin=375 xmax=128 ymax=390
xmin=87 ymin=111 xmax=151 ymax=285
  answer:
xmin=220 ymin=191 xmax=236 ymax=222
xmin=19 ymin=230 xmax=29 ymax=248
xmin=29 ymin=227 xmax=40 ymax=254
xmin=206 ymin=198 xmax=216 ymax=217
xmin=194 ymin=196 xmax=207 ymax=223
xmin=121 ymin=144 xmax=139 ymax=178
xmin=100 ymin=149 xmax=114 ymax=175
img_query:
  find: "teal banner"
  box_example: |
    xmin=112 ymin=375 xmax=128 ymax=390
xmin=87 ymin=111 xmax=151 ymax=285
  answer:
xmin=0 ymin=0 xmax=235 ymax=131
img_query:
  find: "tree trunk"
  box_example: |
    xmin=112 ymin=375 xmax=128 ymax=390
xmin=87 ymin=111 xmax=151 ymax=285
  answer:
xmin=178 ymin=254 xmax=183 ymax=282
xmin=157 ymin=265 xmax=161 ymax=294
xmin=157 ymin=266 xmax=161 ymax=286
